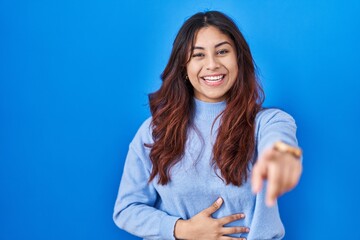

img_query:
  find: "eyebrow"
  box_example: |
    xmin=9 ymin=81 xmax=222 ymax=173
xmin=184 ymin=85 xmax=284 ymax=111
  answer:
xmin=192 ymin=41 xmax=232 ymax=50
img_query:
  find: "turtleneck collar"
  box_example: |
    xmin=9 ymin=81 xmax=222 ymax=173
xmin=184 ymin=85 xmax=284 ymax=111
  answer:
xmin=193 ymin=98 xmax=226 ymax=121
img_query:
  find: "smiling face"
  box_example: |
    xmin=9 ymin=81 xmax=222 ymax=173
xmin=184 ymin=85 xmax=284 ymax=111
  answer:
xmin=186 ymin=26 xmax=239 ymax=103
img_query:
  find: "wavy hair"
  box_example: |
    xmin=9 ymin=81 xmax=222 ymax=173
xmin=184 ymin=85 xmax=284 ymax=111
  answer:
xmin=145 ymin=11 xmax=264 ymax=186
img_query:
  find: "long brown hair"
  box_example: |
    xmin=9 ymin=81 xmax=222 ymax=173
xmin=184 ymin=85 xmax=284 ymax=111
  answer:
xmin=146 ymin=11 xmax=264 ymax=186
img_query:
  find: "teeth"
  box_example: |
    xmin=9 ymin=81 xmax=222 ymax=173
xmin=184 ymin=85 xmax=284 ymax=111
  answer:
xmin=203 ymin=75 xmax=224 ymax=81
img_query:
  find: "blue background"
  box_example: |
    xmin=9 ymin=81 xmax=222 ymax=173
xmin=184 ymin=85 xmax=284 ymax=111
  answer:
xmin=1 ymin=0 xmax=359 ymax=239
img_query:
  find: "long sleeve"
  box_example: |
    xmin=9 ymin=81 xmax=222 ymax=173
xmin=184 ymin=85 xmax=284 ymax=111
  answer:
xmin=113 ymin=119 xmax=180 ymax=240
xmin=256 ymin=109 xmax=300 ymax=158
xmin=246 ymin=109 xmax=300 ymax=240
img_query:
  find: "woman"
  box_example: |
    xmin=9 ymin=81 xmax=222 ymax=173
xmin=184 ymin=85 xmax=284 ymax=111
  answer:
xmin=113 ymin=11 xmax=302 ymax=240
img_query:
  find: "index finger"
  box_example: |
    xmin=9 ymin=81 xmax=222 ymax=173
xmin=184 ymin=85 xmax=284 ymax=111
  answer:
xmin=266 ymin=164 xmax=282 ymax=207
xmin=252 ymin=148 xmax=277 ymax=193
xmin=251 ymin=159 xmax=268 ymax=194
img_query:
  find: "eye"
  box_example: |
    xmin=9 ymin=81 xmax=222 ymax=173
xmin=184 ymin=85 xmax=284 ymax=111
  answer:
xmin=217 ymin=49 xmax=229 ymax=55
xmin=192 ymin=52 xmax=205 ymax=58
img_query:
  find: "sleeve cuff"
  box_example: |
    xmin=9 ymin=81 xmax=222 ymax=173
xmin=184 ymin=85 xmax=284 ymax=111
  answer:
xmin=159 ymin=214 xmax=182 ymax=240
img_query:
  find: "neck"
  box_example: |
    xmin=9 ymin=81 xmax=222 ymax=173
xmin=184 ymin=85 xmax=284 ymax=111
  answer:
xmin=193 ymin=98 xmax=226 ymax=121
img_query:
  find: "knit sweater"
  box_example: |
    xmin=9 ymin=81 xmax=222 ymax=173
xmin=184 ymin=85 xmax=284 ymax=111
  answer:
xmin=113 ymin=98 xmax=300 ymax=240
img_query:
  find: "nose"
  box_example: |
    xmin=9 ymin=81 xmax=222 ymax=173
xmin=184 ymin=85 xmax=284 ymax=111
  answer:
xmin=205 ymin=55 xmax=220 ymax=71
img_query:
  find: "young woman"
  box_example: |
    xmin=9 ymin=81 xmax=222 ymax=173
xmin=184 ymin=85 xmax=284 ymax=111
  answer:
xmin=113 ymin=11 xmax=302 ymax=240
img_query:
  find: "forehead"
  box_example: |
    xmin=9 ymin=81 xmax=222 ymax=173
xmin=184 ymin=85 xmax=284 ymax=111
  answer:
xmin=193 ymin=26 xmax=233 ymax=47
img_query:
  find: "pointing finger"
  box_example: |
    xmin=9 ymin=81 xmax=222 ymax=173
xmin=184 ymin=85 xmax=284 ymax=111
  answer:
xmin=266 ymin=164 xmax=281 ymax=207
xmin=252 ymin=158 xmax=268 ymax=194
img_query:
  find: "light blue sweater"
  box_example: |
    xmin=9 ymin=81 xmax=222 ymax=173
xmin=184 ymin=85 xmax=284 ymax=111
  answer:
xmin=113 ymin=99 xmax=300 ymax=240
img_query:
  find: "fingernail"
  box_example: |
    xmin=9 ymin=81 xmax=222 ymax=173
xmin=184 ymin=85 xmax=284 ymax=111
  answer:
xmin=266 ymin=199 xmax=274 ymax=207
xmin=246 ymin=228 xmax=250 ymax=232
xmin=239 ymin=213 xmax=245 ymax=218
xmin=251 ymin=183 xmax=260 ymax=193
xmin=216 ymin=197 xmax=223 ymax=204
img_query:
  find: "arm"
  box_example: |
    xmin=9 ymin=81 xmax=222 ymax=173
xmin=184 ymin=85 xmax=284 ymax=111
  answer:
xmin=114 ymin=120 xmax=250 ymax=239
xmin=251 ymin=109 xmax=303 ymax=206
xmin=113 ymin=143 xmax=180 ymax=240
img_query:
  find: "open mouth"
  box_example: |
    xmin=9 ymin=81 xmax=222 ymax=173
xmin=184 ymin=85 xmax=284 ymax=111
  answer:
xmin=202 ymin=74 xmax=225 ymax=86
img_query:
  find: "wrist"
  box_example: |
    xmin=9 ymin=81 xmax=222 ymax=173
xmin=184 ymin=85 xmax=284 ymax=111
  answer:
xmin=174 ymin=219 xmax=189 ymax=240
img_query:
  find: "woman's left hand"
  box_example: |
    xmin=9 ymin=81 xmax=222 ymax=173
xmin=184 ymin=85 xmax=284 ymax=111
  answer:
xmin=251 ymin=145 xmax=302 ymax=207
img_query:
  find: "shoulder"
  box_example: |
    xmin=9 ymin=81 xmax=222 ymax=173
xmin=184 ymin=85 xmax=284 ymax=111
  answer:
xmin=136 ymin=117 xmax=153 ymax=137
xmin=256 ymin=108 xmax=295 ymax=126
xmin=254 ymin=108 xmax=299 ymax=152
xmin=130 ymin=117 xmax=154 ymax=149
xmin=255 ymin=108 xmax=297 ymax=136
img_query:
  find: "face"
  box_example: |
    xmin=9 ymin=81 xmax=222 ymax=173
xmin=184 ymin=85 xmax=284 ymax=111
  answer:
xmin=186 ymin=26 xmax=238 ymax=103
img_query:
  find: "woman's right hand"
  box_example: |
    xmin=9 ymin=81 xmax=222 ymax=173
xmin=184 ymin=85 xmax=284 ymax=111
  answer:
xmin=174 ymin=197 xmax=249 ymax=240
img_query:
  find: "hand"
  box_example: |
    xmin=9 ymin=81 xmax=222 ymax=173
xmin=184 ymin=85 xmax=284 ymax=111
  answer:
xmin=251 ymin=146 xmax=302 ymax=207
xmin=174 ymin=197 xmax=249 ymax=240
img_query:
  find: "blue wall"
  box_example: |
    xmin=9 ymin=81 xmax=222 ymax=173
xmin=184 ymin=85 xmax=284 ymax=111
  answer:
xmin=1 ymin=0 xmax=359 ymax=239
